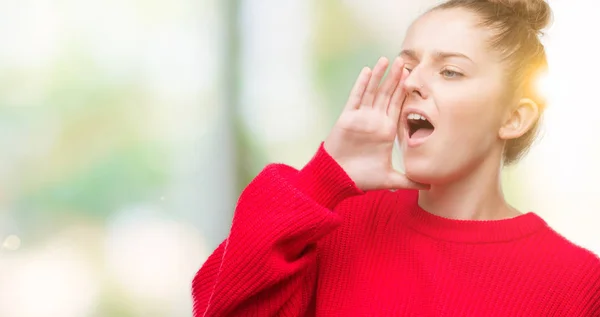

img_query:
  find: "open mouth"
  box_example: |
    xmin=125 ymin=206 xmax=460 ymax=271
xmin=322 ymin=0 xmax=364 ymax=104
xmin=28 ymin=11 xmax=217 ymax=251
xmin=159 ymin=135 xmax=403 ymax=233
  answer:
xmin=407 ymin=113 xmax=435 ymax=139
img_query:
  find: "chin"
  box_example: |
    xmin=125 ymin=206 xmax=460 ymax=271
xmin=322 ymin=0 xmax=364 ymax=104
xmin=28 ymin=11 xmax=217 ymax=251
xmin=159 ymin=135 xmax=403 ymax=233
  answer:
xmin=404 ymin=157 xmax=433 ymax=183
xmin=403 ymin=156 xmax=450 ymax=185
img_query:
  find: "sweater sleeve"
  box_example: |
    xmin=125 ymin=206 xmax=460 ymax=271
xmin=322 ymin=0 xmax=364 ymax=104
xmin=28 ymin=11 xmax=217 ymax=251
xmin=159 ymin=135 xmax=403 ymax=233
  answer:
xmin=192 ymin=143 xmax=363 ymax=317
xmin=585 ymin=263 xmax=600 ymax=316
xmin=574 ymin=253 xmax=600 ymax=317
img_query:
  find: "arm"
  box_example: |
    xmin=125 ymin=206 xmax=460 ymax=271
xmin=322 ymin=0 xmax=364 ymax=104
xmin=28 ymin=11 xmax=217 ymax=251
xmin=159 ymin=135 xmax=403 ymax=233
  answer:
xmin=571 ymin=254 xmax=600 ymax=317
xmin=192 ymin=144 xmax=362 ymax=317
xmin=193 ymin=56 xmax=426 ymax=316
xmin=586 ymin=266 xmax=600 ymax=316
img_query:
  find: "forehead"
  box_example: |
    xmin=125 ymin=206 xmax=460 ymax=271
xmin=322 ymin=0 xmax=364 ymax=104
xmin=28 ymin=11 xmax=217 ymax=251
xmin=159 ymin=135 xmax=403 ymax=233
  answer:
xmin=402 ymin=8 xmax=497 ymax=63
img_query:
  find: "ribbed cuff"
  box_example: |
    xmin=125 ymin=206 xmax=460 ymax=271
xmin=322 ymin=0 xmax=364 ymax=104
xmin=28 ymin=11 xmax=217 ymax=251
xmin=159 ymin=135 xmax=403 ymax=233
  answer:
xmin=294 ymin=142 xmax=363 ymax=210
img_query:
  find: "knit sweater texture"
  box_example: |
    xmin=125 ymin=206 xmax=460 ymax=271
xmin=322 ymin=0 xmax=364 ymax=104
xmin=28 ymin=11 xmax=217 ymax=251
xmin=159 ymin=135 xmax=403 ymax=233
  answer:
xmin=193 ymin=144 xmax=600 ymax=316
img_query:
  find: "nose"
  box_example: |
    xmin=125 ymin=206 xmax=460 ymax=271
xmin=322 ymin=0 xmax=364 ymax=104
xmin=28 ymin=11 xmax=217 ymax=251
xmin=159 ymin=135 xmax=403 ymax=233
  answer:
xmin=403 ymin=67 xmax=428 ymax=99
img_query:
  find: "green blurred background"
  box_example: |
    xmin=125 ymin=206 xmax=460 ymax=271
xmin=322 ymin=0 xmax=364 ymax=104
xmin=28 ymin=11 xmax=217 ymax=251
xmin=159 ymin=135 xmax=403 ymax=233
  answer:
xmin=0 ymin=0 xmax=597 ymax=316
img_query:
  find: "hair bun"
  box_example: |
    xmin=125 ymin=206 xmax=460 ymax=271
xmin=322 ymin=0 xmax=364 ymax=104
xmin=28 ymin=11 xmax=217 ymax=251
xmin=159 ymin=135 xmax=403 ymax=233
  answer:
xmin=488 ymin=0 xmax=552 ymax=31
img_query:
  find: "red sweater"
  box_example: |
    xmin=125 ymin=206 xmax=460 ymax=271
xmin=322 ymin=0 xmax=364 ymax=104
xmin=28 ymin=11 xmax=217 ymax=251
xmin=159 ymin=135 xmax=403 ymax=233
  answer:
xmin=193 ymin=144 xmax=600 ymax=316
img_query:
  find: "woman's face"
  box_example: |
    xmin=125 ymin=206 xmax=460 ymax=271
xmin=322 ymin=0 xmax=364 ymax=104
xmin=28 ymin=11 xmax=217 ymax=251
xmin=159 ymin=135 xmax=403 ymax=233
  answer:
xmin=399 ymin=8 xmax=510 ymax=185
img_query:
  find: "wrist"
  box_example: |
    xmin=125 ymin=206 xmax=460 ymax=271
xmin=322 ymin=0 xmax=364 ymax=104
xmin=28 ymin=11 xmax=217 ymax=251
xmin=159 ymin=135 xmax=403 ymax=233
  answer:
xmin=294 ymin=143 xmax=363 ymax=209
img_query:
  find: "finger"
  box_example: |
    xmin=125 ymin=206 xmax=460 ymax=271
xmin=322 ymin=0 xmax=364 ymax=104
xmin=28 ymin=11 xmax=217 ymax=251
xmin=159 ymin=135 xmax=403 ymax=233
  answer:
xmin=344 ymin=67 xmax=372 ymax=111
xmin=373 ymin=57 xmax=404 ymax=112
xmin=387 ymin=67 xmax=410 ymax=119
xmin=386 ymin=171 xmax=430 ymax=190
xmin=361 ymin=57 xmax=389 ymax=107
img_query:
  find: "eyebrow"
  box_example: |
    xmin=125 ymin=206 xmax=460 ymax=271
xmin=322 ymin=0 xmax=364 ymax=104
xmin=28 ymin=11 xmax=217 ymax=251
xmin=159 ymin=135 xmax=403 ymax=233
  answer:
xmin=399 ymin=49 xmax=474 ymax=63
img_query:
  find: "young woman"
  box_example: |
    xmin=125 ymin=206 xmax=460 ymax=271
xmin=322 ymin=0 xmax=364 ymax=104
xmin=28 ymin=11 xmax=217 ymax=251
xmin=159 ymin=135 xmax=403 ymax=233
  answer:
xmin=193 ymin=0 xmax=600 ymax=316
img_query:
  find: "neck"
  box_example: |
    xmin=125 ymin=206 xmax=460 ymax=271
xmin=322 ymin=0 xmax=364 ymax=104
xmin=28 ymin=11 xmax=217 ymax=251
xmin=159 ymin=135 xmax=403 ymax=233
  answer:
xmin=418 ymin=154 xmax=519 ymax=221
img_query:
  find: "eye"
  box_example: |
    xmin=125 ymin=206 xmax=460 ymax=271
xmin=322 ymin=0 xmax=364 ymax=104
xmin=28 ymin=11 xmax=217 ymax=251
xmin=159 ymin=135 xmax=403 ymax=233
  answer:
xmin=404 ymin=66 xmax=413 ymax=73
xmin=440 ymin=69 xmax=464 ymax=79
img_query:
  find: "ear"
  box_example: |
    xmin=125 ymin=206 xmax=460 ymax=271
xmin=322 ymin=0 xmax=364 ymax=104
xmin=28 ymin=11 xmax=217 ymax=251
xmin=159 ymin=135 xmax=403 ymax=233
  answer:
xmin=498 ymin=98 xmax=540 ymax=140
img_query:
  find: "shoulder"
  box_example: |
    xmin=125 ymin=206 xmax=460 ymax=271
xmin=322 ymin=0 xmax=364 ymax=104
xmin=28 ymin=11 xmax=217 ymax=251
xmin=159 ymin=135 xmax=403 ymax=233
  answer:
xmin=334 ymin=188 xmax=417 ymax=220
xmin=539 ymin=227 xmax=600 ymax=269
xmin=534 ymin=227 xmax=600 ymax=312
xmin=317 ymin=188 xmax=415 ymax=260
xmin=319 ymin=189 xmax=416 ymax=246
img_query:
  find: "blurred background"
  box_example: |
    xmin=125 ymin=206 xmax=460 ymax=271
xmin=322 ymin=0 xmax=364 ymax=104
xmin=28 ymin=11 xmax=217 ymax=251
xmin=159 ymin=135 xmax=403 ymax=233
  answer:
xmin=0 ymin=0 xmax=598 ymax=316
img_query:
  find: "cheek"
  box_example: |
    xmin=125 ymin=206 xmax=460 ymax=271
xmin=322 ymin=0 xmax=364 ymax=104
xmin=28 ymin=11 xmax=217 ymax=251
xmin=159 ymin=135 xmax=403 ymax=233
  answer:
xmin=438 ymin=93 xmax=503 ymax=141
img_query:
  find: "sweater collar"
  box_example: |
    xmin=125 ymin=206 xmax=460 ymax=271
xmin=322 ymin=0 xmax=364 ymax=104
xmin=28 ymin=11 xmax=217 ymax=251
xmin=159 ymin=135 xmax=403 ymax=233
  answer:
xmin=395 ymin=190 xmax=549 ymax=243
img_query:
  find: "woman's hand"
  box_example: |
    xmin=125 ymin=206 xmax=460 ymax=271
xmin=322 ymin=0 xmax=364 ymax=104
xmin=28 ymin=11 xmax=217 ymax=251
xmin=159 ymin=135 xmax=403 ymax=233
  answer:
xmin=324 ymin=57 xmax=429 ymax=191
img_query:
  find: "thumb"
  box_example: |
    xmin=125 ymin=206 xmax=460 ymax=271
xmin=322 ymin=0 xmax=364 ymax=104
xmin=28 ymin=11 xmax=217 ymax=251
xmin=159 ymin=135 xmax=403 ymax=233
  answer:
xmin=385 ymin=171 xmax=430 ymax=190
